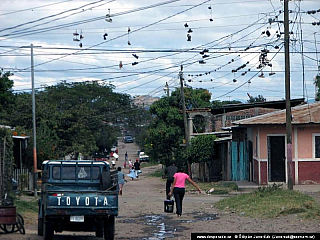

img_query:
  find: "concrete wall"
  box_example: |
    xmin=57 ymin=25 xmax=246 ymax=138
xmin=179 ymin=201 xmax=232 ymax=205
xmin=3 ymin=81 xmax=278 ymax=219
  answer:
xmin=248 ymin=125 xmax=320 ymax=185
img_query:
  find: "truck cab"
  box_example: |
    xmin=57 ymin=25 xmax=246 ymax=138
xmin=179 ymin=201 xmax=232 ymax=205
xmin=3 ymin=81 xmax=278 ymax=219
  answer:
xmin=38 ymin=160 xmax=118 ymax=240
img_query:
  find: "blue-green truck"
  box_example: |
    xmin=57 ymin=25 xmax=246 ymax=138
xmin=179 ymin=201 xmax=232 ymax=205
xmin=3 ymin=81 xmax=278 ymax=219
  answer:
xmin=38 ymin=160 xmax=118 ymax=240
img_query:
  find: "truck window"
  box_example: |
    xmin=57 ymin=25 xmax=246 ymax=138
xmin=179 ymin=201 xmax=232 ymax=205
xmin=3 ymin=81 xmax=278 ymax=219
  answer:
xmin=52 ymin=165 xmax=101 ymax=180
xmin=52 ymin=167 xmax=61 ymax=180
xmin=62 ymin=167 xmax=76 ymax=180
xmin=92 ymin=167 xmax=101 ymax=180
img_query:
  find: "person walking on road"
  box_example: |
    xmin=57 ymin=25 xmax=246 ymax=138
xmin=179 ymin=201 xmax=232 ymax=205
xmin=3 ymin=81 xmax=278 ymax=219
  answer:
xmin=168 ymin=168 xmax=201 ymax=217
xmin=134 ymin=159 xmax=140 ymax=178
xmin=117 ymin=167 xmax=126 ymax=195
xmin=128 ymin=159 xmax=133 ymax=170
xmin=165 ymin=162 xmax=178 ymax=199
xmin=111 ymin=159 xmax=116 ymax=169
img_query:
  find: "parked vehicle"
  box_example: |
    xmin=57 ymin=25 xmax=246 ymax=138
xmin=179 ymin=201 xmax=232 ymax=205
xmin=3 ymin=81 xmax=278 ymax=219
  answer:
xmin=38 ymin=160 xmax=118 ymax=240
xmin=139 ymin=152 xmax=149 ymax=162
xmin=124 ymin=136 xmax=134 ymax=143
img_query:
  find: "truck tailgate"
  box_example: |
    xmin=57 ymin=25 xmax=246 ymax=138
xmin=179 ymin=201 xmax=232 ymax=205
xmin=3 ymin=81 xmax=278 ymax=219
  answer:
xmin=45 ymin=190 xmax=118 ymax=215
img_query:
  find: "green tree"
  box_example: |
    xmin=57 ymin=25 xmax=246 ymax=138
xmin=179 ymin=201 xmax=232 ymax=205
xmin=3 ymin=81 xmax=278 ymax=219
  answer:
xmin=0 ymin=70 xmax=15 ymax=124
xmin=0 ymin=127 xmax=14 ymax=198
xmin=145 ymin=88 xmax=211 ymax=166
xmin=211 ymin=100 xmax=242 ymax=108
xmin=7 ymin=81 xmax=139 ymax=164
xmin=146 ymin=97 xmax=183 ymax=166
xmin=187 ymin=135 xmax=216 ymax=163
xmin=187 ymin=135 xmax=217 ymax=181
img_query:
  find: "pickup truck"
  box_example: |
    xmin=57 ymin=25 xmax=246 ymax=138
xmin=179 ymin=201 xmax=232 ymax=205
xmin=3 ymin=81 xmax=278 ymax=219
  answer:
xmin=38 ymin=160 xmax=118 ymax=240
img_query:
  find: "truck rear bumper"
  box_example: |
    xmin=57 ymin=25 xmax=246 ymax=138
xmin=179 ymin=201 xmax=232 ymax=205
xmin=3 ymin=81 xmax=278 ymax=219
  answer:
xmin=44 ymin=215 xmax=115 ymax=233
xmin=45 ymin=208 xmax=118 ymax=216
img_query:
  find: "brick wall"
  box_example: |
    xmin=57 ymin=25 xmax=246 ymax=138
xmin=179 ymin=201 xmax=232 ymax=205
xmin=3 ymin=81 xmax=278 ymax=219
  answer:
xmin=213 ymin=107 xmax=277 ymax=132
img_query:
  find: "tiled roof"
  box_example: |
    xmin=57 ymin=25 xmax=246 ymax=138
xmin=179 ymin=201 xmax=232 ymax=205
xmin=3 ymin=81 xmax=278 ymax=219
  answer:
xmin=233 ymin=102 xmax=320 ymax=125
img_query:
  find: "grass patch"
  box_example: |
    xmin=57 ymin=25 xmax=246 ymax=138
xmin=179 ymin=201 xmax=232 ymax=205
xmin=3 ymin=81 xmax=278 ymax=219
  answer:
xmin=186 ymin=181 xmax=238 ymax=195
xmin=140 ymin=161 xmax=159 ymax=168
xmin=15 ymin=196 xmax=39 ymax=214
xmin=215 ymin=185 xmax=320 ymax=219
xmin=149 ymin=169 xmax=165 ymax=178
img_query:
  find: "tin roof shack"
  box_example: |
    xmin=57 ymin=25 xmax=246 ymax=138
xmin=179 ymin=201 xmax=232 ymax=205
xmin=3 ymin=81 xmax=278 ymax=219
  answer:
xmin=211 ymin=98 xmax=305 ymax=132
xmin=233 ymin=102 xmax=320 ymax=185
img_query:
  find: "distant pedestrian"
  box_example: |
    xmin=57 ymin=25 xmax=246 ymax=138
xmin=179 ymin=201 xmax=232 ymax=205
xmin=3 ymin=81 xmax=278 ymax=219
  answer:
xmin=165 ymin=162 xmax=178 ymax=199
xmin=117 ymin=167 xmax=126 ymax=195
xmin=125 ymin=151 xmax=128 ymax=161
xmin=111 ymin=159 xmax=116 ymax=169
xmin=127 ymin=167 xmax=136 ymax=180
xmin=123 ymin=161 xmax=127 ymax=169
xmin=128 ymin=159 xmax=133 ymax=169
xmin=134 ymin=159 xmax=140 ymax=178
xmin=168 ymin=168 xmax=201 ymax=217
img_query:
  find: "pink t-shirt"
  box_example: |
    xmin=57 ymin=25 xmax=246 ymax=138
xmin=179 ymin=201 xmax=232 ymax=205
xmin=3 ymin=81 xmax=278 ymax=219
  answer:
xmin=173 ymin=172 xmax=189 ymax=188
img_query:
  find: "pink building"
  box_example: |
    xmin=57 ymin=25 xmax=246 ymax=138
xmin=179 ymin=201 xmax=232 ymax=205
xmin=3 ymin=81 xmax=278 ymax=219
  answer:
xmin=234 ymin=102 xmax=320 ymax=185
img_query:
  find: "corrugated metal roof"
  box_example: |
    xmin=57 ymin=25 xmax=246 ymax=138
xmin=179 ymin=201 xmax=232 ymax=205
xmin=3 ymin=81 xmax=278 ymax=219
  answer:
xmin=214 ymin=136 xmax=232 ymax=142
xmin=234 ymin=102 xmax=320 ymax=125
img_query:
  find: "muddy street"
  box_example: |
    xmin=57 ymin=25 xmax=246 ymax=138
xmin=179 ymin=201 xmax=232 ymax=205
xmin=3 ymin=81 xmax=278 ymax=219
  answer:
xmin=1 ymin=141 xmax=320 ymax=239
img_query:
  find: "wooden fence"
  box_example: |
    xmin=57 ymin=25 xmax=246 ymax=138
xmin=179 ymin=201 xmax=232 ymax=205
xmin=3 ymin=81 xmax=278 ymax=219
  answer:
xmin=13 ymin=169 xmax=31 ymax=191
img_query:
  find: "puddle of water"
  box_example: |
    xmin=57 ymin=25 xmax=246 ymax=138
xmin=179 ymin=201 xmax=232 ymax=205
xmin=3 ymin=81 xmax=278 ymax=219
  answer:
xmin=139 ymin=213 xmax=217 ymax=239
xmin=141 ymin=215 xmax=176 ymax=239
xmin=143 ymin=215 xmax=165 ymax=226
xmin=194 ymin=213 xmax=218 ymax=221
xmin=179 ymin=219 xmax=194 ymax=223
xmin=117 ymin=219 xmax=136 ymax=224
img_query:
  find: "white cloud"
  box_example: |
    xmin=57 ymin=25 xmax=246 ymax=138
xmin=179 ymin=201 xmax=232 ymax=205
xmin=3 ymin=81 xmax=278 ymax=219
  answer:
xmin=0 ymin=0 xmax=319 ymax=101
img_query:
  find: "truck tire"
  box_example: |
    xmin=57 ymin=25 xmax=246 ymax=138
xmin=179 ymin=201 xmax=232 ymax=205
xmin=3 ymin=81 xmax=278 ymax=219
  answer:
xmin=38 ymin=217 xmax=43 ymax=236
xmin=104 ymin=216 xmax=115 ymax=240
xmin=101 ymin=172 xmax=112 ymax=190
xmin=44 ymin=221 xmax=54 ymax=240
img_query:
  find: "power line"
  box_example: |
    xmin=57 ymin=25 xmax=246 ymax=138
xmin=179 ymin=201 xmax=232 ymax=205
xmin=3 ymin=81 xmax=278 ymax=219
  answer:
xmin=0 ymin=0 xmax=108 ymax=34
xmin=0 ymin=0 xmax=75 ymax=17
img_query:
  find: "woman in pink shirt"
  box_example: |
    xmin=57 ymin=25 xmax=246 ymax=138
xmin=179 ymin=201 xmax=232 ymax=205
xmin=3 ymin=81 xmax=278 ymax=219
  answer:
xmin=168 ymin=168 xmax=201 ymax=216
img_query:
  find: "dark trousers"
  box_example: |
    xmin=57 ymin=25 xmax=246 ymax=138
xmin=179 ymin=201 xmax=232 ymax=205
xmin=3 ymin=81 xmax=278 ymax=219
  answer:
xmin=166 ymin=178 xmax=174 ymax=199
xmin=173 ymin=187 xmax=185 ymax=215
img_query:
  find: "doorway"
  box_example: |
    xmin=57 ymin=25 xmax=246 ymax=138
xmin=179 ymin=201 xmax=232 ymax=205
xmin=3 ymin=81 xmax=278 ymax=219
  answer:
xmin=268 ymin=136 xmax=285 ymax=182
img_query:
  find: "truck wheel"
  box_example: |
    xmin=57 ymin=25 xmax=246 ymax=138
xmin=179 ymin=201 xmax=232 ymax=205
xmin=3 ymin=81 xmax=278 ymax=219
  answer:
xmin=96 ymin=229 xmax=103 ymax=237
xmin=38 ymin=217 xmax=43 ymax=236
xmin=101 ymin=172 xmax=112 ymax=190
xmin=44 ymin=221 xmax=54 ymax=240
xmin=3 ymin=224 xmax=14 ymax=233
xmin=104 ymin=216 xmax=115 ymax=240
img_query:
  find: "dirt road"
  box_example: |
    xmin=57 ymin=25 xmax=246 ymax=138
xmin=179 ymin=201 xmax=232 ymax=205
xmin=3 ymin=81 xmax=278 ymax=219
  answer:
xmin=1 ymin=141 xmax=320 ymax=239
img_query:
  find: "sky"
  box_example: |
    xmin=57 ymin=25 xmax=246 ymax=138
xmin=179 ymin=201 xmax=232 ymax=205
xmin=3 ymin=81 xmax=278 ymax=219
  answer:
xmin=0 ymin=0 xmax=319 ymax=103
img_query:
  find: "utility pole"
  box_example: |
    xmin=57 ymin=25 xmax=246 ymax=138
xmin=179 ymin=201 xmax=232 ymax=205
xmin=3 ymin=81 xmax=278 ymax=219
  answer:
xmin=21 ymin=44 xmax=40 ymax=196
xmin=179 ymin=65 xmax=192 ymax=177
xmin=284 ymin=0 xmax=293 ymax=190
xmin=31 ymin=44 xmax=38 ymax=197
